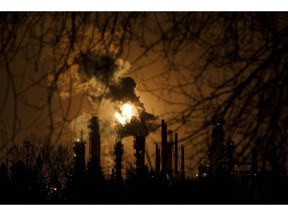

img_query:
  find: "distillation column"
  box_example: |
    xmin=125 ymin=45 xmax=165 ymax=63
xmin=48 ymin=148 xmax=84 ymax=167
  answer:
xmin=88 ymin=115 xmax=101 ymax=165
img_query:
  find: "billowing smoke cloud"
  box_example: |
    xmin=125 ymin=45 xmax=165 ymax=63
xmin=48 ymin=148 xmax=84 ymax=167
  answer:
xmin=108 ymin=76 xmax=159 ymax=138
xmin=55 ymin=51 xmax=158 ymax=138
xmin=78 ymin=52 xmax=121 ymax=84
xmin=115 ymin=114 xmax=158 ymax=138
xmin=106 ymin=73 xmax=158 ymax=137
xmin=108 ymin=76 xmax=140 ymax=104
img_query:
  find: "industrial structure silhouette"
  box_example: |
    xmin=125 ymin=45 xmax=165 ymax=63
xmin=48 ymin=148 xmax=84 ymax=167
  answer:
xmin=73 ymin=114 xmax=260 ymax=183
xmin=1 ymin=114 xmax=288 ymax=204
xmin=68 ymin=114 xmax=288 ymax=204
xmin=73 ymin=117 xmax=186 ymax=182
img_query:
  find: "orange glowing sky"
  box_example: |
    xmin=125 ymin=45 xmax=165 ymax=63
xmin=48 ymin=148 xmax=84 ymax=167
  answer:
xmin=0 ymin=12 xmax=259 ymax=178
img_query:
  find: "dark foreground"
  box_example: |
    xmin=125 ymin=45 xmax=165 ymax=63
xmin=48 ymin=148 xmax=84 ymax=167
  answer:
xmin=1 ymin=174 xmax=288 ymax=204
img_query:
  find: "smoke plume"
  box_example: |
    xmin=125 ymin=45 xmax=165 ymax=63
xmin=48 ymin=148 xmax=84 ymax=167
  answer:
xmin=56 ymin=51 xmax=158 ymax=138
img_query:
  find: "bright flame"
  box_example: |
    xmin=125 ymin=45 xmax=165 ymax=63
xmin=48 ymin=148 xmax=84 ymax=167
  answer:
xmin=115 ymin=103 xmax=135 ymax=126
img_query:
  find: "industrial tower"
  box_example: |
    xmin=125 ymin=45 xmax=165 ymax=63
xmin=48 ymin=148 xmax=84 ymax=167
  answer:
xmin=73 ymin=131 xmax=86 ymax=175
xmin=161 ymin=120 xmax=173 ymax=176
xmin=88 ymin=115 xmax=101 ymax=165
xmin=209 ymin=115 xmax=225 ymax=175
xmin=160 ymin=119 xmax=183 ymax=178
xmin=134 ymin=135 xmax=146 ymax=174
xmin=114 ymin=138 xmax=124 ymax=181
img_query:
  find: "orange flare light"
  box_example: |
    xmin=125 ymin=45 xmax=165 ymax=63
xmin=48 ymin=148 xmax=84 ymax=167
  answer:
xmin=115 ymin=103 xmax=135 ymax=126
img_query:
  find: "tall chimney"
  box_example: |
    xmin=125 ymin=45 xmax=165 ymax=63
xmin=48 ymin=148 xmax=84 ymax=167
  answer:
xmin=181 ymin=145 xmax=185 ymax=179
xmin=88 ymin=115 xmax=101 ymax=165
xmin=114 ymin=138 xmax=124 ymax=181
xmin=174 ymin=133 xmax=178 ymax=177
xmin=209 ymin=115 xmax=224 ymax=174
xmin=167 ymin=130 xmax=173 ymax=176
xmin=134 ymin=135 xmax=145 ymax=174
xmin=73 ymin=130 xmax=86 ymax=176
xmin=155 ymin=144 xmax=160 ymax=174
xmin=161 ymin=120 xmax=168 ymax=175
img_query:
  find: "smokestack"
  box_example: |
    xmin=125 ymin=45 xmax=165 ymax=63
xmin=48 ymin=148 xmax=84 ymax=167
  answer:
xmin=73 ymin=130 xmax=86 ymax=175
xmin=181 ymin=145 xmax=185 ymax=179
xmin=209 ymin=115 xmax=224 ymax=174
xmin=174 ymin=133 xmax=178 ymax=177
xmin=161 ymin=120 xmax=168 ymax=175
xmin=155 ymin=144 xmax=160 ymax=174
xmin=114 ymin=138 xmax=124 ymax=182
xmin=134 ymin=135 xmax=145 ymax=174
xmin=167 ymin=130 xmax=173 ymax=176
xmin=88 ymin=115 xmax=101 ymax=165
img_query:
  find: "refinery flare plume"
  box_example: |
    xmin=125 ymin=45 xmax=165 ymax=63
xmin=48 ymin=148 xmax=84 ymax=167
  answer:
xmin=52 ymin=50 xmax=159 ymax=139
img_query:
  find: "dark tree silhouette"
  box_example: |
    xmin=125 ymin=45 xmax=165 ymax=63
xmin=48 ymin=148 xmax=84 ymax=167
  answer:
xmin=131 ymin=13 xmax=288 ymax=174
xmin=3 ymin=134 xmax=74 ymax=203
xmin=1 ymin=12 xmax=288 ymax=178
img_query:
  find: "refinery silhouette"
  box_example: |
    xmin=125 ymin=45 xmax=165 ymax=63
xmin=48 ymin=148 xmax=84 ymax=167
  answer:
xmin=1 ymin=112 xmax=288 ymax=204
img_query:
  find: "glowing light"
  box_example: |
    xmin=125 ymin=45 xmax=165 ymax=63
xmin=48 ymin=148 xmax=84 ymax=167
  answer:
xmin=115 ymin=103 xmax=135 ymax=126
xmin=115 ymin=112 xmax=126 ymax=125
